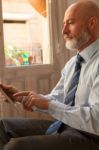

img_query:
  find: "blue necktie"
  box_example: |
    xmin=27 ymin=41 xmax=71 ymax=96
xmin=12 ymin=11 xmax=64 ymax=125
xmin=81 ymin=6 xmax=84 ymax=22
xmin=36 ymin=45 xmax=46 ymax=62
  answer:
xmin=46 ymin=54 xmax=84 ymax=135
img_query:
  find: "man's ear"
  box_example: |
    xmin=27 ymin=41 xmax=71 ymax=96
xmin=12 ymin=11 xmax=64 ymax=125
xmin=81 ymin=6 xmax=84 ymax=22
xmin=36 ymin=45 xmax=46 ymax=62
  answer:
xmin=88 ymin=16 xmax=97 ymax=30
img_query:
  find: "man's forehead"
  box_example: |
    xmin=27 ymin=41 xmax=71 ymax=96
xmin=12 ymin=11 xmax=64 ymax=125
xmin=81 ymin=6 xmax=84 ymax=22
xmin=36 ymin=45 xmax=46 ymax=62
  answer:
xmin=63 ymin=8 xmax=77 ymax=22
xmin=63 ymin=4 xmax=83 ymax=22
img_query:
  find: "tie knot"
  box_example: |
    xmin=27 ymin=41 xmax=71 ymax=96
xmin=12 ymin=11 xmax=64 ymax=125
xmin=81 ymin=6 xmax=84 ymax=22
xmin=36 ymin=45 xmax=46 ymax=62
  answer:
xmin=76 ymin=54 xmax=84 ymax=64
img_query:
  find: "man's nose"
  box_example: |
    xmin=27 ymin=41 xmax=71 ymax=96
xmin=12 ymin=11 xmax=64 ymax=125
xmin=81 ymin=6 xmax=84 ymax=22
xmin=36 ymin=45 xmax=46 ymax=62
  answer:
xmin=62 ymin=24 xmax=69 ymax=35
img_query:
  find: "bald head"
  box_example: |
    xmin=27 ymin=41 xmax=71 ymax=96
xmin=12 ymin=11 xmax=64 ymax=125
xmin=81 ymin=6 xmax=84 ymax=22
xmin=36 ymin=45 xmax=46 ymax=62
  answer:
xmin=62 ymin=0 xmax=99 ymax=51
xmin=65 ymin=0 xmax=99 ymax=21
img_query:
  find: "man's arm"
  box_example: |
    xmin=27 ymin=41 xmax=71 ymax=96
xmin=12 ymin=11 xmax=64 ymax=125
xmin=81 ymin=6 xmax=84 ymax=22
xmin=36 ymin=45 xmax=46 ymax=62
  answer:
xmin=48 ymin=74 xmax=99 ymax=135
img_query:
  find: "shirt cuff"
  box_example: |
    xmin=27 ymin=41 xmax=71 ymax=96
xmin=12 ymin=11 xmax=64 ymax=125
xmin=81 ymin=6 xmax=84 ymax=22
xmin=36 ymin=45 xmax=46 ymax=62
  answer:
xmin=48 ymin=100 xmax=66 ymax=118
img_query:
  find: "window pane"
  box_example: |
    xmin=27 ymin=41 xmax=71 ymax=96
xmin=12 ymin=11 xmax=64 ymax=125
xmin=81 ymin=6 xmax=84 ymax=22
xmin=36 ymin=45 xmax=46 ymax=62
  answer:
xmin=2 ymin=0 xmax=50 ymax=66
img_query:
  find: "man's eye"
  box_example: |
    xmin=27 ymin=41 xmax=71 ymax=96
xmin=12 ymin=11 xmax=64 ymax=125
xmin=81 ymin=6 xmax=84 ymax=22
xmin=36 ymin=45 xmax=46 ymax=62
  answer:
xmin=68 ymin=22 xmax=73 ymax=24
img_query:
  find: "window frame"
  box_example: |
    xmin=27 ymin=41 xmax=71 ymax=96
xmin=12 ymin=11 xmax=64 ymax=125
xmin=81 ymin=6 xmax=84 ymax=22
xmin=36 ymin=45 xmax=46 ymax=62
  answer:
xmin=1 ymin=0 xmax=54 ymax=69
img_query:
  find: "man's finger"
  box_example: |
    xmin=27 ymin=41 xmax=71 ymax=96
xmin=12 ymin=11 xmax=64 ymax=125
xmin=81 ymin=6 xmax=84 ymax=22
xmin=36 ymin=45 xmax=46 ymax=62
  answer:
xmin=13 ymin=91 xmax=30 ymax=97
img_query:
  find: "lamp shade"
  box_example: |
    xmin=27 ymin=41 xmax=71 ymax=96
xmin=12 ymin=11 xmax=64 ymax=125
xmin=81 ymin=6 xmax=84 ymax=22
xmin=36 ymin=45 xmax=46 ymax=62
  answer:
xmin=28 ymin=0 xmax=46 ymax=17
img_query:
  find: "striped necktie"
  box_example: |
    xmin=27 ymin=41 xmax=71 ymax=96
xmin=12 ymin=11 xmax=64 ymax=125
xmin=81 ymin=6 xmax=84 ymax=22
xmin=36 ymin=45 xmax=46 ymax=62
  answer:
xmin=46 ymin=54 xmax=84 ymax=135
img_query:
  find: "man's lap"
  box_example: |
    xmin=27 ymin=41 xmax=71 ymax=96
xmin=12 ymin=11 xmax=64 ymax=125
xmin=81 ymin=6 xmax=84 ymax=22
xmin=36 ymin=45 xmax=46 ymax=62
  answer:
xmin=4 ymin=128 xmax=99 ymax=150
xmin=0 ymin=118 xmax=99 ymax=150
xmin=0 ymin=117 xmax=52 ymax=137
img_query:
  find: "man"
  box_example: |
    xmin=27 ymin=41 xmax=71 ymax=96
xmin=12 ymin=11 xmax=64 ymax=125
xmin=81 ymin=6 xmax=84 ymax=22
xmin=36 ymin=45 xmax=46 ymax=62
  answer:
xmin=0 ymin=0 xmax=99 ymax=150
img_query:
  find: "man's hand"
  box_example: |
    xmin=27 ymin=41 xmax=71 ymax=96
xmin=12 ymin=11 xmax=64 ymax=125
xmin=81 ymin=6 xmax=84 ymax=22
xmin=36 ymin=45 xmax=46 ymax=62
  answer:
xmin=0 ymin=83 xmax=22 ymax=103
xmin=14 ymin=91 xmax=50 ymax=111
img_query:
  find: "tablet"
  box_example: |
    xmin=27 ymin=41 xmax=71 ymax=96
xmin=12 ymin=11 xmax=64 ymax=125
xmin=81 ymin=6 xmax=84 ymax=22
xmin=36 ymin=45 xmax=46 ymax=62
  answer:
xmin=0 ymin=87 xmax=21 ymax=113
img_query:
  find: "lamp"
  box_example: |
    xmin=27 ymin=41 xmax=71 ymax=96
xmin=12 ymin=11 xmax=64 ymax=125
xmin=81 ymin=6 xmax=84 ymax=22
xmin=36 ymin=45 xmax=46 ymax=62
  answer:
xmin=28 ymin=0 xmax=46 ymax=17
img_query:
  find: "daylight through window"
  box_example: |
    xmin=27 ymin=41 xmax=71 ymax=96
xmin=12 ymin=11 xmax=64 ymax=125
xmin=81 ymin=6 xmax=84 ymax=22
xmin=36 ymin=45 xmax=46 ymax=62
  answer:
xmin=2 ymin=0 xmax=50 ymax=66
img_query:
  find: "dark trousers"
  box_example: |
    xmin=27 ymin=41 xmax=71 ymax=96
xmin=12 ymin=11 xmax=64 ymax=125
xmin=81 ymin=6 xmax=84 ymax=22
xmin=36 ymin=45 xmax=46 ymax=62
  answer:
xmin=0 ymin=118 xmax=99 ymax=150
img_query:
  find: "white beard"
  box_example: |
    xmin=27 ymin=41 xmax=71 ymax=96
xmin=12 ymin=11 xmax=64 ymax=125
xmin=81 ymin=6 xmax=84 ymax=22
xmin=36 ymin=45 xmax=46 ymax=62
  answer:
xmin=65 ymin=31 xmax=91 ymax=51
xmin=65 ymin=38 xmax=77 ymax=51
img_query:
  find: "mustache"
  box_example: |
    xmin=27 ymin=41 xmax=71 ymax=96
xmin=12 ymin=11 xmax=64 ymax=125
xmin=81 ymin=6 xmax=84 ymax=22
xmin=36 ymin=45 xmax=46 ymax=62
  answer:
xmin=63 ymin=34 xmax=73 ymax=39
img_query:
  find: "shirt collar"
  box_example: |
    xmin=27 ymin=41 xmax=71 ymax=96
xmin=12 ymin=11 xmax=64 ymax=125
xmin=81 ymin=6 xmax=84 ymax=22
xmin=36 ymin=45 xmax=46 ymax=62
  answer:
xmin=79 ymin=38 xmax=99 ymax=62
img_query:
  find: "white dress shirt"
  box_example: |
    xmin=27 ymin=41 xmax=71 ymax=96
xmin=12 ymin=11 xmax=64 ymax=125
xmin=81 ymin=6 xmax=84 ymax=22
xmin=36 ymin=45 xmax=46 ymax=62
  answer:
xmin=44 ymin=39 xmax=99 ymax=135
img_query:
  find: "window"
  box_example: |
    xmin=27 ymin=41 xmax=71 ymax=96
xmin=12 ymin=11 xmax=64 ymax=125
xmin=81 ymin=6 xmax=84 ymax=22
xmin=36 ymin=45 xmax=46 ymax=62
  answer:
xmin=2 ymin=0 xmax=50 ymax=66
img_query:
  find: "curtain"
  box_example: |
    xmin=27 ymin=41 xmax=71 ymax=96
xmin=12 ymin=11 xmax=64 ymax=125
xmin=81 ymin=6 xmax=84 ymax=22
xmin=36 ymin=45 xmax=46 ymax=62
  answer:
xmin=28 ymin=0 xmax=46 ymax=17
